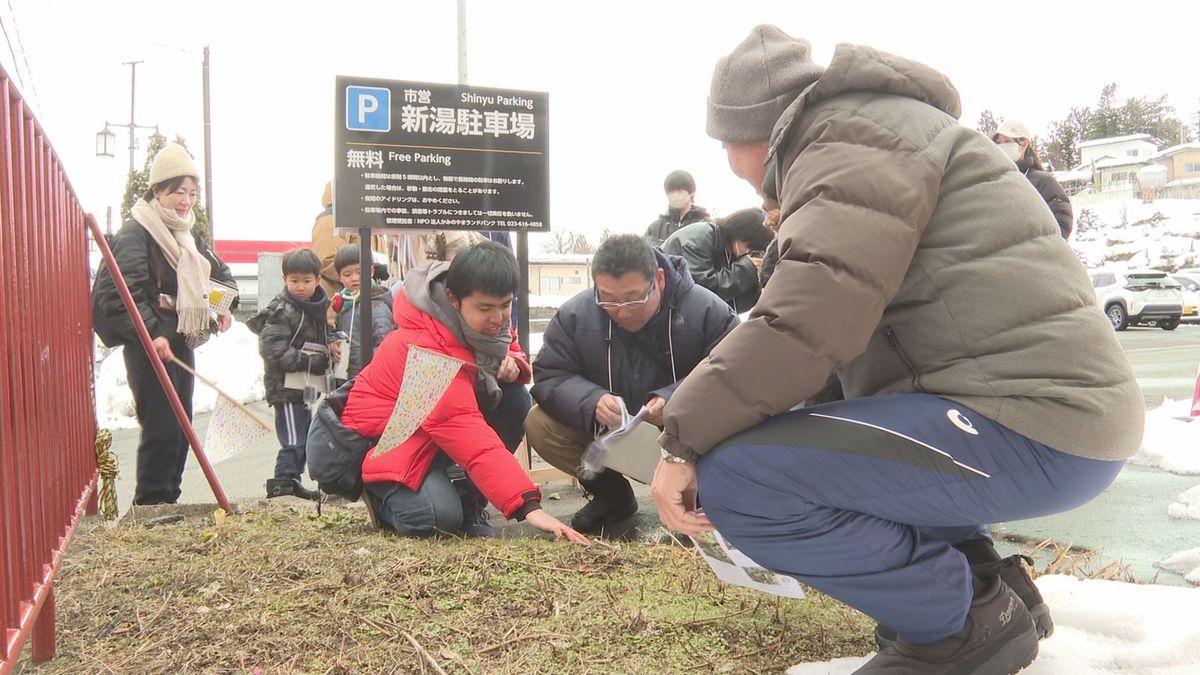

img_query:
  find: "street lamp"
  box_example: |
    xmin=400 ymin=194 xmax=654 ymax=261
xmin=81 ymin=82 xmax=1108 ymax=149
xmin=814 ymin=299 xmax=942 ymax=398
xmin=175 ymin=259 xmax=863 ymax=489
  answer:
xmin=95 ymin=125 xmax=116 ymax=158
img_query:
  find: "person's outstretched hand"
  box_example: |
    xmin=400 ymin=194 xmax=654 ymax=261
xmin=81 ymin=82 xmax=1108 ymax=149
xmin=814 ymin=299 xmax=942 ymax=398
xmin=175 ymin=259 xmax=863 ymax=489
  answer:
xmin=525 ymin=509 xmax=590 ymax=544
xmin=651 ymin=458 xmax=712 ymax=536
xmin=217 ymin=312 xmax=232 ymax=333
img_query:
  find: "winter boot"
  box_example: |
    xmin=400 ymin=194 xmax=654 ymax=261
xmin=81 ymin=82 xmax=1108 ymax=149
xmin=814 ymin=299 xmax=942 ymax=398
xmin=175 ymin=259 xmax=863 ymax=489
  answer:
xmin=855 ymin=575 xmax=1038 ymax=675
xmin=570 ymin=469 xmax=638 ymax=534
xmin=266 ymin=477 xmax=321 ymax=501
xmin=875 ymin=541 xmax=1052 ymax=649
xmin=453 ymin=478 xmax=496 ymax=538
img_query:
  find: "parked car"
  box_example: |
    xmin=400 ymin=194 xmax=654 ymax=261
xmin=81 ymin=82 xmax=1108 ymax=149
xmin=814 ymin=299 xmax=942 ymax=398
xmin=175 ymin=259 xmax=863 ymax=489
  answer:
xmin=1089 ymin=269 xmax=1184 ymax=331
xmin=1172 ymin=273 xmax=1200 ymax=323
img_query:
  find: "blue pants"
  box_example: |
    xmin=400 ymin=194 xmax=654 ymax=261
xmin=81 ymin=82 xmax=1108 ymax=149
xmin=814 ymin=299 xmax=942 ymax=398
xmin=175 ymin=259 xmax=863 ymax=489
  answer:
xmin=274 ymin=400 xmax=311 ymax=479
xmin=369 ymin=382 xmax=532 ymax=535
xmin=696 ymin=394 xmax=1123 ymax=644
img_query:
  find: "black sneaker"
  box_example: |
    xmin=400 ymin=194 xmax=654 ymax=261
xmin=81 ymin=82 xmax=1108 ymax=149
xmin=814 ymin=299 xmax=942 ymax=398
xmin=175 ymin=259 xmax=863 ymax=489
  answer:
xmin=856 ymin=576 xmax=1038 ymax=675
xmin=875 ymin=554 xmax=1052 ymax=650
xmin=266 ymin=477 xmax=321 ymax=501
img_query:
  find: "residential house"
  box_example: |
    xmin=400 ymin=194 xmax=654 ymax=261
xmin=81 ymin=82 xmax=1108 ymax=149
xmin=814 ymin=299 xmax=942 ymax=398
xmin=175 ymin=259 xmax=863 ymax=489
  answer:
xmin=1076 ymin=134 xmax=1162 ymax=192
xmin=1152 ymin=143 xmax=1200 ymax=186
xmin=527 ymin=253 xmax=592 ymax=300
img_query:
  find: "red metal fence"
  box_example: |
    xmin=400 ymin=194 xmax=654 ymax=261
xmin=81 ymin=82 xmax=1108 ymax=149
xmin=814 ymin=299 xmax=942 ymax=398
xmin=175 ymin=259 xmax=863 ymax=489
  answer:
xmin=0 ymin=63 xmax=98 ymax=672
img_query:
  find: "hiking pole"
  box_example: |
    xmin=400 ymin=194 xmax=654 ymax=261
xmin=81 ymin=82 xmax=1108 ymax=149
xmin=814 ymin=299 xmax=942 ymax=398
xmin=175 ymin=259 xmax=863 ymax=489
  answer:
xmin=85 ymin=214 xmax=233 ymax=513
xmin=170 ymin=356 xmax=272 ymax=432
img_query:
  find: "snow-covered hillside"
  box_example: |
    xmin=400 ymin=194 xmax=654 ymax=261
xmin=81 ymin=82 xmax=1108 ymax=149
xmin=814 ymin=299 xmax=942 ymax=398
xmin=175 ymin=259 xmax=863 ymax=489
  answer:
xmin=1072 ymin=198 xmax=1200 ymax=270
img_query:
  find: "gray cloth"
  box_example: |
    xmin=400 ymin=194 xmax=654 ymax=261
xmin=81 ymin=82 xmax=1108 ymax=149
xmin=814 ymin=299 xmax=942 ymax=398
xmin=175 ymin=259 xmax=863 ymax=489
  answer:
xmin=404 ymin=262 xmax=509 ymax=409
xmin=706 ymin=24 xmax=825 ymax=143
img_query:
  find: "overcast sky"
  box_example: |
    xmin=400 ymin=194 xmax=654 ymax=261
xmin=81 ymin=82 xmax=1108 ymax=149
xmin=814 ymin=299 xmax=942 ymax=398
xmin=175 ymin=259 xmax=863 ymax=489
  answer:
xmin=2 ymin=0 xmax=1197 ymax=246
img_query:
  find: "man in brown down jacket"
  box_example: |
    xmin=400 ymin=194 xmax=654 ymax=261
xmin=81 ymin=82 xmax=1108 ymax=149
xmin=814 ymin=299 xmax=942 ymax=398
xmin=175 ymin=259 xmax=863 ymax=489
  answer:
xmin=651 ymin=25 xmax=1143 ymax=675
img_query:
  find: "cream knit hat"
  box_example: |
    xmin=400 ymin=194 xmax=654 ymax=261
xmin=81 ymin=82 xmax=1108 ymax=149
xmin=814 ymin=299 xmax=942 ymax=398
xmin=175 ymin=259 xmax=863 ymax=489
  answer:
xmin=148 ymin=142 xmax=199 ymax=187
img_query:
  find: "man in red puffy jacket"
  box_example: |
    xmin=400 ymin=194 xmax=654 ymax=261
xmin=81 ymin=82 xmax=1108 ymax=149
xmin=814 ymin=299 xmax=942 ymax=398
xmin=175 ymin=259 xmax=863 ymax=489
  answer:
xmin=341 ymin=242 xmax=587 ymax=543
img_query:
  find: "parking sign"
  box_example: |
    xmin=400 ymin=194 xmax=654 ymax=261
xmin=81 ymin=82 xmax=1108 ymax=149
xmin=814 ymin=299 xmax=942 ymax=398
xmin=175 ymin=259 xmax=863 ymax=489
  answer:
xmin=345 ymin=86 xmax=390 ymax=132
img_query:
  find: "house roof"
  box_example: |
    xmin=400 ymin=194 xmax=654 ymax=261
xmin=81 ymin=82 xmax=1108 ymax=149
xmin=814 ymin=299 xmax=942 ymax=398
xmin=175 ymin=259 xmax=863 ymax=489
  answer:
xmin=1152 ymin=142 xmax=1200 ymax=160
xmin=1093 ymin=155 xmax=1147 ymax=169
xmin=530 ymin=253 xmax=592 ymax=265
xmin=1077 ymin=133 xmax=1157 ymax=149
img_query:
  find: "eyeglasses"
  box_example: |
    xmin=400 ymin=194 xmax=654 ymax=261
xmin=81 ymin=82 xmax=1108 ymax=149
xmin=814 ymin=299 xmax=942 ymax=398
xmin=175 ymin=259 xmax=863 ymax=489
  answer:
xmin=594 ymin=283 xmax=654 ymax=310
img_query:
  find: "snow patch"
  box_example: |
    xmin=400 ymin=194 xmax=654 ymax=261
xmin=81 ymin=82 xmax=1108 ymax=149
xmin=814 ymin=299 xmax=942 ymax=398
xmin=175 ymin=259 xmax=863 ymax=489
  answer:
xmin=94 ymin=321 xmax=265 ymax=429
xmin=1129 ymin=398 xmax=1200 ymax=474
xmin=1167 ymin=485 xmax=1200 ymax=521
xmin=787 ymin=575 xmax=1200 ymax=674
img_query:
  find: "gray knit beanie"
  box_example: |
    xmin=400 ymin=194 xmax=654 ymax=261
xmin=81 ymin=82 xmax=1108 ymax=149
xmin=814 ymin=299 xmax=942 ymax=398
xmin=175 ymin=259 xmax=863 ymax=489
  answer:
xmin=706 ymin=25 xmax=825 ymax=143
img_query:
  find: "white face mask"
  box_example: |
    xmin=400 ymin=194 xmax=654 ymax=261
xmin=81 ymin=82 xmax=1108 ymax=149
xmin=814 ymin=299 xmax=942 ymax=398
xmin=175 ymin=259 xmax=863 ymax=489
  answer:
xmin=997 ymin=141 xmax=1024 ymax=163
xmin=666 ymin=190 xmax=691 ymax=210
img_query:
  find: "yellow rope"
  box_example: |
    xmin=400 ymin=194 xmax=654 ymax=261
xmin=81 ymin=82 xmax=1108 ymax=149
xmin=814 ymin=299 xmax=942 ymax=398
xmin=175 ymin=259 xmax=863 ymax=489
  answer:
xmin=95 ymin=428 xmax=118 ymax=520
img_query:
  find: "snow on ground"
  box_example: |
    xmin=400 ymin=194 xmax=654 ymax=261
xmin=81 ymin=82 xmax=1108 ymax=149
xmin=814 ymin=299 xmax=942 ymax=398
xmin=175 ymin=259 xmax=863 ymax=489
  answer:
xmin=1168 ymin=485 xmax=1200 ymax=521
xmin=1071 ymin=198 xmax=1200 ymax=270
xmin=1130 ymin=397 xmax=1200 ymax=474
xmin=1158 ymin=548 xmax=1200 ymax=586
xmin=786 ymin=575 xmax=1200 ymax=674
xmin=94 ymin=320 xmax=264 ymax=430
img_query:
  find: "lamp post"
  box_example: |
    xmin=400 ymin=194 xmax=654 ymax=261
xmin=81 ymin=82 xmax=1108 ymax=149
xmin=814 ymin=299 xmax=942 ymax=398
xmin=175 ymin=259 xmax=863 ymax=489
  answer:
xmin=95 ymin=61 xmax=160 ymax=173
xmin=95 ymin=60 xmax=157 ymax=233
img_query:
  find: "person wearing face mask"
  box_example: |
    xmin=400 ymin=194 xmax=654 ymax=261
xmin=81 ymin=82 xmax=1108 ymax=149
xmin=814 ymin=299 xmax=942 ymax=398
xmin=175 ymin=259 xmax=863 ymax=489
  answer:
xmin=644 ymin=170 xmax=713 ymax=247
xmin=993 ymin=120 xmax=1073 ymax=239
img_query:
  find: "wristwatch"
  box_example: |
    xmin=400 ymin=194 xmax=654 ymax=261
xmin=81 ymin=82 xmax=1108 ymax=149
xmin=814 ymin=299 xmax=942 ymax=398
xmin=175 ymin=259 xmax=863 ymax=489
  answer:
xmin=660 ymin=448 xmax=691 ymax=464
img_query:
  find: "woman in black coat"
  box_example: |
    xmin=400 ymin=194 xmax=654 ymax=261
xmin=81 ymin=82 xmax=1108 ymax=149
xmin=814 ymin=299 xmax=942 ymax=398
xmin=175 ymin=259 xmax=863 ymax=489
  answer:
xmin=92 ymin=143 xmax=238 ymax=505
xmin=993 ymin=120 xmax=1073 ymax=239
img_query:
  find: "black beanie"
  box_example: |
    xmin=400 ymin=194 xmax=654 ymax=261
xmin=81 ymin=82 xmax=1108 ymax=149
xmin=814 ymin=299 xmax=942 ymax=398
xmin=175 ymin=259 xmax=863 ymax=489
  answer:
xmin=663 ymin=170 xmax=696 ymax=194
xmin=719 ymin=208 xmax=771 ymax=246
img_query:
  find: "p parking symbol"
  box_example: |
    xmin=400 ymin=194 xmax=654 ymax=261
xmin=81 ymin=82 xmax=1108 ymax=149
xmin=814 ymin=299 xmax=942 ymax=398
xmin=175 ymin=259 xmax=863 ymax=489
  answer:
xmin=346 ymin=86 xmax=390 ymax=132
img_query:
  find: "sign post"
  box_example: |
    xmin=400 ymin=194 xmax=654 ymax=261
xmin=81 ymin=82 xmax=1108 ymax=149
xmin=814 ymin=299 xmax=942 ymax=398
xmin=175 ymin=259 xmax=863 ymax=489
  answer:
xmin=334 ymin=77 xmax=549 ymax=355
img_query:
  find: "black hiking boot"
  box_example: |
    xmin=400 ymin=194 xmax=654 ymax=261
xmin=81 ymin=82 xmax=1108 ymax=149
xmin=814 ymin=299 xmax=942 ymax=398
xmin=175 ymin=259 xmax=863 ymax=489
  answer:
xmin=266 ymin=477 xmax=321 ymax=501
xmin=571 ymin=469 xmax=638 ymax=535
xmin=876 ymin=542 xmax=1052 ymax=649
xmin=461 ymin=495 xmax=497 ymax=538
xmin=856 ymin=575 xmax=1038 ymax=674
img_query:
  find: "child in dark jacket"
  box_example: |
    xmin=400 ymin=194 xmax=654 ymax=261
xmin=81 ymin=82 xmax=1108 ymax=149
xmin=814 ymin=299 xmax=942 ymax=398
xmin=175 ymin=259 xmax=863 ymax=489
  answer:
xmin=246 ymin=248 xmax=331 ymax=501
xmin=331 ymin=244 xmax=397 ymax=385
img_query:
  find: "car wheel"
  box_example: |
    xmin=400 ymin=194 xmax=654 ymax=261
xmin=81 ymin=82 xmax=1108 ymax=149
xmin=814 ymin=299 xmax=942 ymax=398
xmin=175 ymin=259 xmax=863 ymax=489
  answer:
xmin=1160 ymin=317 xmax=1180 ymax=331
xmin=1106 ymin=304 xmax=1128 ymax=331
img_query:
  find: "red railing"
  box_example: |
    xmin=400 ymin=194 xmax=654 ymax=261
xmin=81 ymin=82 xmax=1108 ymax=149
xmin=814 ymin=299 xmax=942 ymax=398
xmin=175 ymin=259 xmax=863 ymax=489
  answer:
xmin=0 ymin=63 xmax=99 ymax=672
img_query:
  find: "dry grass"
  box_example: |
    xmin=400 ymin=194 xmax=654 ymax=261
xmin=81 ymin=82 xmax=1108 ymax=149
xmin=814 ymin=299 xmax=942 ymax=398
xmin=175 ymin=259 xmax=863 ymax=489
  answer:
xmin=19 ymin=501 xmax=873 ymax=674
xmin=1013 ymin=537 xmax=1142 ymax=583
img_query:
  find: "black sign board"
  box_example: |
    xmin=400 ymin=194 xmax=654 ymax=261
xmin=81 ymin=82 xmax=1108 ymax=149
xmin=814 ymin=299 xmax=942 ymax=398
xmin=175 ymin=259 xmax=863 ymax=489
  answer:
xmin=334 ymin=77 xmax=549 ymax=233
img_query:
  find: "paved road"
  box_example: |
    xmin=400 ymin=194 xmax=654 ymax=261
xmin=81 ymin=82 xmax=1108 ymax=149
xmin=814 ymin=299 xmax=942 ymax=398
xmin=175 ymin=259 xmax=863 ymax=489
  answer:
xmin=109 ymin=326 xmax=1200 ymax=582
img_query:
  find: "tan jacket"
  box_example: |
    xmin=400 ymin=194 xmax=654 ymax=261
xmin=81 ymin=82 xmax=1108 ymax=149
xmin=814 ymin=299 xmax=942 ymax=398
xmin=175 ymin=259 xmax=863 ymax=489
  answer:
xmin=661 ymin=45 xmax=1142 ymax=463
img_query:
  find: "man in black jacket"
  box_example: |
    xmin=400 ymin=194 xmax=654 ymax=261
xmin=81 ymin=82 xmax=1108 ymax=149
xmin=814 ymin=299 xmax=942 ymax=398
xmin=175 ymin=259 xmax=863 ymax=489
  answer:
xmin=661 ymin=208 xmax=774 ymax=314
xmin=644 ymin=170 xmax=713 ymax=247
xmin=526 ymin=234 xmax=738 ymax=534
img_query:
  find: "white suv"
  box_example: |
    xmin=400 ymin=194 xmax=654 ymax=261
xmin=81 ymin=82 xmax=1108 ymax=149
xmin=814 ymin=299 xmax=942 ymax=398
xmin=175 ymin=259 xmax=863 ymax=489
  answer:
xmin=1089 ymin=269 xmax=1184 ymax=331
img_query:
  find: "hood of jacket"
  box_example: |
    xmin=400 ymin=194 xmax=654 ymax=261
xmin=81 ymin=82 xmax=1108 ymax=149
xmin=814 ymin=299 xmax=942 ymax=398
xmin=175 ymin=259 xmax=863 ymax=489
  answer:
xmin=768 ymin=43 xmax=962 ymax=161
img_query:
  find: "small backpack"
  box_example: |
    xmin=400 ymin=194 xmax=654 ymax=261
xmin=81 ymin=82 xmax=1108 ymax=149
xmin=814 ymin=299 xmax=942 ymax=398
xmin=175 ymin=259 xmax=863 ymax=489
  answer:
xmin=306 ymin=378 xmax=377 ymax=499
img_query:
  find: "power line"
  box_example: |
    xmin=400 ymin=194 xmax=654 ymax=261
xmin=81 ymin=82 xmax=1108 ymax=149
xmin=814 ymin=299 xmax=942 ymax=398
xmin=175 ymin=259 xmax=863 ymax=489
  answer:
xmin=26 ymin=0 xmax=199 ymax=57
xmin=6 ymin=0 xmax=41 ymax=111
xmin=0 ymin=11 xmax=25 ymax=92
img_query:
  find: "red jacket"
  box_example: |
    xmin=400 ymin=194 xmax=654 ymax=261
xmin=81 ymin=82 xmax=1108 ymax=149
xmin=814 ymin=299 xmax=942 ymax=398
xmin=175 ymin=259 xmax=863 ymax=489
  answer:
xmin=341 ymin=292 xmax=539 ymax=519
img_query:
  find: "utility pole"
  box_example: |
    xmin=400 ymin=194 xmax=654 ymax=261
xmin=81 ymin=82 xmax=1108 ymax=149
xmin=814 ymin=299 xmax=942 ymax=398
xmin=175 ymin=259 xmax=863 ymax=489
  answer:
xmin=203 ymin=45 xmax=214 ymax=241
xmin=123 ymin=60 xmax=143 ymax=173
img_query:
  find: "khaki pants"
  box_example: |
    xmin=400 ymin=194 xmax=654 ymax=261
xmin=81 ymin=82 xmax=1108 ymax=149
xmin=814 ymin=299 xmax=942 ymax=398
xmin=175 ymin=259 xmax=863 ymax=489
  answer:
xmin=523 ymin=406 xmax=594 ymax=476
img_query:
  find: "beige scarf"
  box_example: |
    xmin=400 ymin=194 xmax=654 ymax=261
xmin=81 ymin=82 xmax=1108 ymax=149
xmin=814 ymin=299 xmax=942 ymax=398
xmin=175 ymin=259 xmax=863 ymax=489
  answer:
xmin=131 ymin=198 xmax=212 ymax=347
